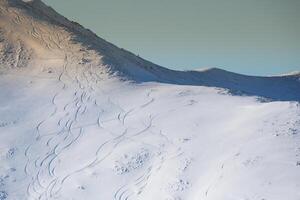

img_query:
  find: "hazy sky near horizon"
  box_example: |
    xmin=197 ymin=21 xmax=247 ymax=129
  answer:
xmin=43 ymin=0 xmax=300 ymax=76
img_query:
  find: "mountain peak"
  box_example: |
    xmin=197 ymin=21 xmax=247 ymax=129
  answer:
xmin=0 ymin=0 xmax=163 ymax=80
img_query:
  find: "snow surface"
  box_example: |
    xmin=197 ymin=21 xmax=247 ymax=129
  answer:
xmin=0 ymin=0 xmax=300 ymax=200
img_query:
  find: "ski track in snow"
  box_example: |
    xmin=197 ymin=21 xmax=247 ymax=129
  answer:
xmin=13 ymin=62 xmax=172 ymax=199
xmin=18 ymin=53 xmax=159 ymax=200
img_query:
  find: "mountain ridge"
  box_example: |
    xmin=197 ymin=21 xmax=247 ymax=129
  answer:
xmin=0 ymin=0 xmax=299 ymax=101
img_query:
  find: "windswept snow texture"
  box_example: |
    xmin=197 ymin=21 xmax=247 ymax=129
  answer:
xmin=1 ymin=0 xmax=300 ymax=200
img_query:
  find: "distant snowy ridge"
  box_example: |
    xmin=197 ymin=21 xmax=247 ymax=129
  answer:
xmin=277 ymin=71 xmax=300 ymax=77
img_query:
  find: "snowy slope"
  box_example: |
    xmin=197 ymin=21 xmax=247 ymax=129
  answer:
xmin=0 ymin=0 xmax=300 ymax=200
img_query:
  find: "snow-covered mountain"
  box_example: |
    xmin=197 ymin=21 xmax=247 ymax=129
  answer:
xmin=1 ymin=0 xmax=300 ymax=101
xmin=0 ymin=0 xmax=300 ymax=200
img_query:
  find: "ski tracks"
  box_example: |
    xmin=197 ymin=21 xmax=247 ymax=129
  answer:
xmin=23 ymin=53 xmax=100 ymax=200
xmin=23 ymin=63 xmax=162 ymax=200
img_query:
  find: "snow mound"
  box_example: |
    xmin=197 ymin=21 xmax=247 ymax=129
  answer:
xmin=114 ymin=148 xmax=151 ymax=175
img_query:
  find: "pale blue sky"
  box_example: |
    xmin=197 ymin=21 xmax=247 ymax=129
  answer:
xmin=44 ymin=0 xmax=300 ymax=76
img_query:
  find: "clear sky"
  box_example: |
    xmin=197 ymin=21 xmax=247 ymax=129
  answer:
xmin=43 ymin=0 xmax=300 ymax=76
